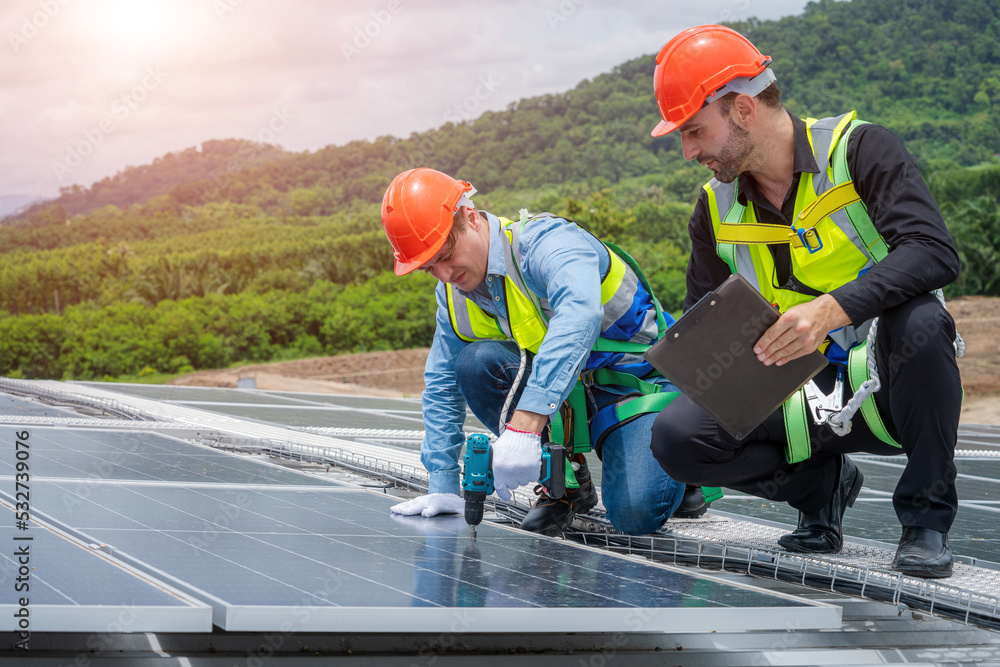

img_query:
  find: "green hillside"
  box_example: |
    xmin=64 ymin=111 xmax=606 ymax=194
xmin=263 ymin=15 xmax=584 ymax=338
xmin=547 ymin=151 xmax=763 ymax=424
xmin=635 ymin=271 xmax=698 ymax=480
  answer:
xmin=2 ymin=0 xmax=1000 ymax=381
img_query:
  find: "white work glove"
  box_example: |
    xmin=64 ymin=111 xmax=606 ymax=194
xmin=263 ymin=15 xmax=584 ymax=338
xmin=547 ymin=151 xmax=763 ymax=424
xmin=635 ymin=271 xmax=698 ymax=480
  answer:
xmin=491 ymin=426 xmax=543 ymax=501
xmin=390 ymin=493 xmax=465 ymax=517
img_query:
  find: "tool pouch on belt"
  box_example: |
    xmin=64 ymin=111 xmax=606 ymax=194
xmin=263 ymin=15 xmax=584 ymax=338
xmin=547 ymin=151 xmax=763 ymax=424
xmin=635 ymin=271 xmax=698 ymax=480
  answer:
xmin=545 ymin=400 xmax=582 ymax=489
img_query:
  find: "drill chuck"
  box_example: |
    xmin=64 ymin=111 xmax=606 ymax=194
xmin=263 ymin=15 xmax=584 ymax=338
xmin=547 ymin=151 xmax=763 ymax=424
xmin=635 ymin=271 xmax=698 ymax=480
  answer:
xmin=464 ymin=490 xmax=486 ymax=527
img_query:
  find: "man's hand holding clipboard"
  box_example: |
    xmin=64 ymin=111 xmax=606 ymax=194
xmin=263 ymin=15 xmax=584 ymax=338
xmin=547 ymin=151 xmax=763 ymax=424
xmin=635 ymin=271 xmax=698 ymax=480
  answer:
xmin=644 ymin=274 xmax=828 ymax=439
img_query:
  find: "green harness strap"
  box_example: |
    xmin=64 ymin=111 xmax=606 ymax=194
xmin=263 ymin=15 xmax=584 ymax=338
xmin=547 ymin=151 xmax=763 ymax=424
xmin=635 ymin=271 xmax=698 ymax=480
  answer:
xmin=591 ymin=240 xmax=670 ymax=355
xmin=830 ymin=120 xmax=890 ymax=263
xmin=548 ymin=382 xmax=589 ymax=450
xmin=549 ymin=238 xmax=673 ymax=452
xmin=847 ymin=343 xmax=901 ymax=448
xmin=545 ymin=242 xmax=724 ymax=501
xmin=782 ymin=388 xmax=813 ymax=463
xmin=777 ymin=118 xmax=895 ymax=463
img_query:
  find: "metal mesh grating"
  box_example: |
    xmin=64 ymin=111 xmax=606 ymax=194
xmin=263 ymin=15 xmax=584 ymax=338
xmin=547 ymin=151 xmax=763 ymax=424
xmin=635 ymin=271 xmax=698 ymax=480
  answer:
xmin=0 ymin=377 xmax=156 ymax=421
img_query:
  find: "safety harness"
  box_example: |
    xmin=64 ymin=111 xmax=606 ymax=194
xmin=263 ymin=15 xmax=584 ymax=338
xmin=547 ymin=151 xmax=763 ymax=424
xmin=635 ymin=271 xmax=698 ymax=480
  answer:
xmin=708 ymin=113 xmax=963 ymax=462
xmin=550 ymin=235 xmax=724 ymax=504
xmin=447 ymin=212 xmax=723 ymax=503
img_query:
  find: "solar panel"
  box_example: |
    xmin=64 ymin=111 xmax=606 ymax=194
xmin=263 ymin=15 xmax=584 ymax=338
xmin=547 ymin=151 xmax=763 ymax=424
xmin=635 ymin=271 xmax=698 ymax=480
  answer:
xmin=0 ymin=509 xmax=210 ymax=632
xmin=22 ymin=481 xmax=839 ymax=632
xmin=1 ymin=384 xmax=843 ymax=635
xmin=0 ymin=427 xmax=335 ymax=487
xmin=185 ymin=403 xmax=428 ymax=430
xmin=89 ymin=383 xmax=311 ymax=405
xmin=0 ymin=394 xmax=88 ymax=420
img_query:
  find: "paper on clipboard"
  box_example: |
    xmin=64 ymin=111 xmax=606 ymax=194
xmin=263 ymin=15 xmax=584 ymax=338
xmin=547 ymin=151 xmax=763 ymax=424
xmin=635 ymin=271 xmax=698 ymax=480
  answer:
xmin=644 ymin=274 xmax=828 ymax=439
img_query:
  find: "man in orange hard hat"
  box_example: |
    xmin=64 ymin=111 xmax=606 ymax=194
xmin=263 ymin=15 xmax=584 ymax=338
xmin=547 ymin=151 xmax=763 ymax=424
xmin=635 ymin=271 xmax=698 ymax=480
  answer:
xmin=647 ymin=25 xmax=963 ymax=577
xmin=380 ymin=167 xmax=696 ymax=536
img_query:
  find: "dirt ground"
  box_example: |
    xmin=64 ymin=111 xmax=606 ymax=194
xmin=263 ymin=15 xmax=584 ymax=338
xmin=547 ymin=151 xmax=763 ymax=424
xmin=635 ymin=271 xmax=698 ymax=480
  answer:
xmin=170 ymin=296 xmax=1000 ymax=425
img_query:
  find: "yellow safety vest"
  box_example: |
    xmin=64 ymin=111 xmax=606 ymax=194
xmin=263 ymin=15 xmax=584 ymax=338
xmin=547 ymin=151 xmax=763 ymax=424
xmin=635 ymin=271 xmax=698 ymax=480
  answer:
xmin=704 ymin=111 xmax=885 ymax=352
xmin=443 ymin=213 xmax=724 ymax=502
xmin=445 ymin=215 xmax=657 ymax=360
xmin=704 ymin=112 xmax=904 ymax=458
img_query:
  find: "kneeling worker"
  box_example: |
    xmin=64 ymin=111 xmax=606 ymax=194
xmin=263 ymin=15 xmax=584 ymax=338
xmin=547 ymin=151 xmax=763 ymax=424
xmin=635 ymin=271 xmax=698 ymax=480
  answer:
xmin=382 ymin=167 xmax=697 ymax=535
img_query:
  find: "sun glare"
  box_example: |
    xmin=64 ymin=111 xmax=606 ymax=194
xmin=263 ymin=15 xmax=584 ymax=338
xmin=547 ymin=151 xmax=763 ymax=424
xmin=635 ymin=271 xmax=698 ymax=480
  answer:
xmin=89 ymin=0 xmax=182 ymax=53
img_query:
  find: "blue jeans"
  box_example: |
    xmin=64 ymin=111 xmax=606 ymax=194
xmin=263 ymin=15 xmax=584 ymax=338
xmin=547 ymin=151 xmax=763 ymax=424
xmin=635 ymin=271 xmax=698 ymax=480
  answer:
xmin=454 ymin=340 xmax=685 ymax=535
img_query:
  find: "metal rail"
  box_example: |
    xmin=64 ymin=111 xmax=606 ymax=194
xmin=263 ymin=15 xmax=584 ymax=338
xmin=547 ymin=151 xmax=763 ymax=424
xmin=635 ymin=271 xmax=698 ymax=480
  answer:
xmin=0 ymin=377 xmax=156 ymax=421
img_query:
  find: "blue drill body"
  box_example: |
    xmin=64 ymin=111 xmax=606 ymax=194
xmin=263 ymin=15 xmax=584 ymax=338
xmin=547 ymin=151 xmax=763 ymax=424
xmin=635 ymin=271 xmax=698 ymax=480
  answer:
xmin=461 ymin=433 xmax=494 ymax=528
xmin=461 ymin=433 xmax=566 ymax=530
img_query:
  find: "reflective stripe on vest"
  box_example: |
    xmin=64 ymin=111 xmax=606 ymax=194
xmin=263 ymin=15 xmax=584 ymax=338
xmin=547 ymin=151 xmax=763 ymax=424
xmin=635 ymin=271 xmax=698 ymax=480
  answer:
xmin=446 ymin=215 xmax=658 ymax=355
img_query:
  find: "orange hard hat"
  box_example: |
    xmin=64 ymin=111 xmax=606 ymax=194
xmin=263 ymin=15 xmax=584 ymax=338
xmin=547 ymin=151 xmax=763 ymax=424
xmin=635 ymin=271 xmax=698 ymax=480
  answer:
xmin=381 ymin=168 xmax=475 ymax=276
xmin=651 ymin=25 xmax=773 ymax=137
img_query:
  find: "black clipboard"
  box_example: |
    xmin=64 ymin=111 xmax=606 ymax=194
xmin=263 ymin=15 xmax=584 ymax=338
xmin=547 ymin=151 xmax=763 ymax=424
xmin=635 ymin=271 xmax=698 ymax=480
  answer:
xmin=644 ymin=274 xmax=828 ymax=439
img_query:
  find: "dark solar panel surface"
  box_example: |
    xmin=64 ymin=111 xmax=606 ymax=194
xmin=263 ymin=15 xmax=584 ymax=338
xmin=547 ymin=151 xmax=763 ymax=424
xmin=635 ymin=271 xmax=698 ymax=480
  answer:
xmin=77 ymin=383 xmax=1000 ymax=562
xmin=0 ymin=389 xmax=835 ymax=634
xmin=83 ymin=383 xmax=310 ymax=405
xmin=0 ymin=427 xmax=335 ymax=486
xmin=0 ymin=517 xmax=190 ymax=608
xmin=0 ymin=394 xmax=92 ymax=419
xmin=183 ymin=403 xmax=428 ymax=430
xmin=28 ymin=482 xmax=811 ymax=613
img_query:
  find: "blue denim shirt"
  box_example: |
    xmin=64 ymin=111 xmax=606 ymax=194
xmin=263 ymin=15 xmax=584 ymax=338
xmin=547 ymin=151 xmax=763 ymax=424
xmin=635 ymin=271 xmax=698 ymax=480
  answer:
xmin=421 ymin=212 xmax=627 ymax=495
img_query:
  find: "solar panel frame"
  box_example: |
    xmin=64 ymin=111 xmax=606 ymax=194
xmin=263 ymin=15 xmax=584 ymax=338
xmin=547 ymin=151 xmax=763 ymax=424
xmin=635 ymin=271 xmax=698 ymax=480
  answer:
xmin=0 ymin=508 xmax=211 ymax=633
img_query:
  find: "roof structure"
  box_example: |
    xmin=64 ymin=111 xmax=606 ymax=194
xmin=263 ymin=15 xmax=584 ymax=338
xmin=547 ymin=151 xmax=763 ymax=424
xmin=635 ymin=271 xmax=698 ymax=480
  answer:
xmin=3 ymin=376 xmax=1000 ymax=664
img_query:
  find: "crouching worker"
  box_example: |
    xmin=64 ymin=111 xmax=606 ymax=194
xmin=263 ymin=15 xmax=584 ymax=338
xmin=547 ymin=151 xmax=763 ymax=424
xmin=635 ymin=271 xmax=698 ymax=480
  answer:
xmin=647 ymin=25 xmax=963 ymax=577
xmin=382 ymin=167 xmax=699 ymax=536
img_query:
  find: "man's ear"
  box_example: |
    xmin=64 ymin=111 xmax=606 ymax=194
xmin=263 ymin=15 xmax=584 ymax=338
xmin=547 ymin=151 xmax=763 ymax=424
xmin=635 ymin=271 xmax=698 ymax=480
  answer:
xmin=731 ymin=94 xmax=756 ymax=129
xmin=461 ymin=206 xmax=482 ymax=230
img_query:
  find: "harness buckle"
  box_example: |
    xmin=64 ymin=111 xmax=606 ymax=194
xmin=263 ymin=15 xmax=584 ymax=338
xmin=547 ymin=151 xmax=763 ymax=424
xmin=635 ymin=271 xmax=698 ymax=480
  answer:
xmin=803 ymin=367 xmax=845 ymax=428
xmin=795 ymin=227 xmax=824 ymax=254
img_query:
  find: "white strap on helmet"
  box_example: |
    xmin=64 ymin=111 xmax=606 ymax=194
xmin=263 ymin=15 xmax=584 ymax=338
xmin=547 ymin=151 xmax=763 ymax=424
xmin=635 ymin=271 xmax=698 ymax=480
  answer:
xmin=456 ymin=185 xmax=477 ymax=211
xmin=706 ymin=67 xmax=777 ymax=104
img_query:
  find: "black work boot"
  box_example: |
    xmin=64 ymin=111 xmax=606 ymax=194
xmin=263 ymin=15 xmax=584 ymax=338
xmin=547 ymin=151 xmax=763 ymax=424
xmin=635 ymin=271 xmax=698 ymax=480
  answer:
xmin=778 ymin=454 xmax=863 ymax=554
xmin=673 ymin=484 xmax=711 ymax=519
xmin=520 ymin=454 xmax=599 ymax=537
xmin=892 ymin=527 xmax=953 ymax=578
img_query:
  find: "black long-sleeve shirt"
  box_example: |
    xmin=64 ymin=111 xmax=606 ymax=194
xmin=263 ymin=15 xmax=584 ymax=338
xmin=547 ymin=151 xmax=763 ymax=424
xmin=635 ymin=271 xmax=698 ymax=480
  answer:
xmin=683 ymin=113 xmax=960 ymax=324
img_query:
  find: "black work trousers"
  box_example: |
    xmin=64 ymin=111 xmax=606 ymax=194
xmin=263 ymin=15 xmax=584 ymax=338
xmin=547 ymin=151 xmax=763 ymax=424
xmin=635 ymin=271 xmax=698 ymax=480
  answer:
xmin=650 ymin=292 xmax=962 ymax=533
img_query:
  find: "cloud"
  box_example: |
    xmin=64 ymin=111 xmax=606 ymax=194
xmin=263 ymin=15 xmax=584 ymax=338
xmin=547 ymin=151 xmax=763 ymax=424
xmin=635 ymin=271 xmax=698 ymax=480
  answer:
xmin=1 ymin=0 xmax=810 ymax=198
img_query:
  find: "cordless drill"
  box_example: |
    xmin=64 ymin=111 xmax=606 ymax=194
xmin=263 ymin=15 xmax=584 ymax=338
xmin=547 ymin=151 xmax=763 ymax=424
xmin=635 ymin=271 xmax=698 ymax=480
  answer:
xmin=461 ymin=433 xmax=494 ymax=535
xmin=461 ymin=432 xmax=567 ymax=537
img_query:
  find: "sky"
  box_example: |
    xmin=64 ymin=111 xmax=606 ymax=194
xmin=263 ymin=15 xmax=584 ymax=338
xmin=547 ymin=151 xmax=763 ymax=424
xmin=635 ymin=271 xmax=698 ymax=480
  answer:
xmin=0 ymin=0 xmax=811 ymax=200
